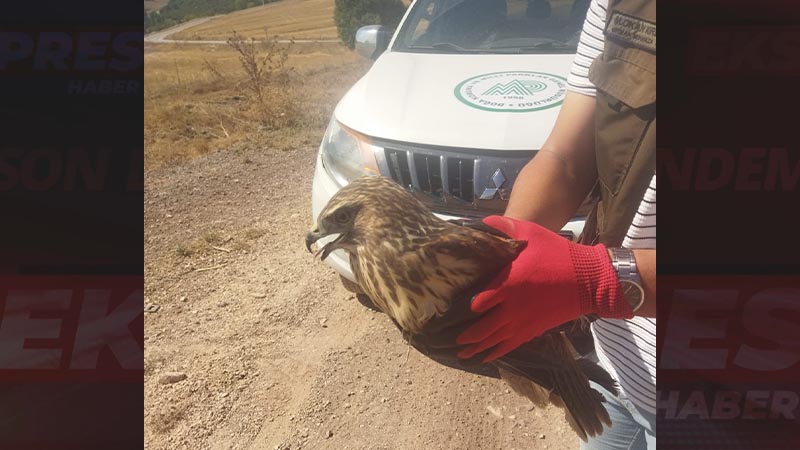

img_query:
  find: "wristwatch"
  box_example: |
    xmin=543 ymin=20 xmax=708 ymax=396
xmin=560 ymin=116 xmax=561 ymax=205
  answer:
xmin=608 ymin=247 xmax=645 ymax=312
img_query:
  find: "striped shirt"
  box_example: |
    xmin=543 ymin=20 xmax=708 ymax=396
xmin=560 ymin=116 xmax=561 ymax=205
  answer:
xmin=567 ymin=0 xmax=657 ymax=416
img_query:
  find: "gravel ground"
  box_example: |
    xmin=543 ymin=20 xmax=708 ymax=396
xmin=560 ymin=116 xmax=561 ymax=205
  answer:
xmin=143 ymin=140 xmax=577 ymax=450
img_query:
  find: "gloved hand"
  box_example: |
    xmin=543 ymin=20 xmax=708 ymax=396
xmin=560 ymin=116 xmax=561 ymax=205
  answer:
xmin=456 ymin=215 xmax=633 ymax=362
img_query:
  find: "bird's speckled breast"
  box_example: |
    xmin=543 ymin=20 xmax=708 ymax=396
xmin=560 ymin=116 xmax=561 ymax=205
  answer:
xmin=349 ymin=243 xmax=480 ymax=334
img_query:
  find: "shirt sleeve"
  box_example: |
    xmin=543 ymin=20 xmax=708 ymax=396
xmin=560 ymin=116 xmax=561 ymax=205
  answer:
xmin=566 ymin=0 xmax=608 ymax=97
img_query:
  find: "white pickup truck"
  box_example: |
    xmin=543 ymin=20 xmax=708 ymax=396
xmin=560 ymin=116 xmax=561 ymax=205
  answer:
xmin=311 ymin=0 xmax=592 ymax=282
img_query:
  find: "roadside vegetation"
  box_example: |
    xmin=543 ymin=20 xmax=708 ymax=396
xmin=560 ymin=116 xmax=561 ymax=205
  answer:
xmin=144 ymin=40 xmax=369 ymax=169
xmin=144 ymin=0 xmax=410 ymax=169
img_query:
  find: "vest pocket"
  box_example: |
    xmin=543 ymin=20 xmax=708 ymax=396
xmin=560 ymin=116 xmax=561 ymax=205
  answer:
xmin=589 ymin=54 xmax=656 ymax=196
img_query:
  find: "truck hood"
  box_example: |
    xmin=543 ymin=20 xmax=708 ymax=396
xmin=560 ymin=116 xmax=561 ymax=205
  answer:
xmin=335 ymin=51 xmax=575 ymax=151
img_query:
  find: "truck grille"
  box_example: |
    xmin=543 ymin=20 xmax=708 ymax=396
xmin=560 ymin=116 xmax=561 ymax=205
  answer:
xmin=386 ymin=149 xmax=475 ymax=203
xmin=445 ymin=157 xmax=474 ymax=203
xmin=378 ymin=143 xmax=535 ymax=217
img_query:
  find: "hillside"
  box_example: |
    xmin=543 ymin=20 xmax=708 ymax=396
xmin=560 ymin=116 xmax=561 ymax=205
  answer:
xmin=145 ymin=0 xmax=280 ymax=32
xmin=169 ymin=0 xmax=337 ymax=41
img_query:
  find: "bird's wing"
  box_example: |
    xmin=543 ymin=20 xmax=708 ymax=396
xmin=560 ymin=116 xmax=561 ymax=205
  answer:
xmin=496 ymin=367 xmax=551 ymax=407
xmin=492 ymin=332 xmax=615 ymax=441
xmin=419 ymin=224 xmax=524 ymax=294
xmin=348 ymin=228 xmax=504 ymax=333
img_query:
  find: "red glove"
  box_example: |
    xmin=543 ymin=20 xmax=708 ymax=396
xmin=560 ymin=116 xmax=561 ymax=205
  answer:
xmin=456 ymin=215 xmax=633 ymax=362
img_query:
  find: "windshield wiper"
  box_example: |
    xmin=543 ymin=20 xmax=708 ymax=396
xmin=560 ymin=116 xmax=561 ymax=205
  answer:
xmin=408 ymin=41 xmax=574 ymax=54
xmin=408 ymin=42 xmax=489 ymax=54
xmin=489 ymin=41 xmax=576 ymax=54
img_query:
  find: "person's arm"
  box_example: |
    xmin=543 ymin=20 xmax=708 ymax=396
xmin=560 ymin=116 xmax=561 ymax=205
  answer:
xmin=504 ymin=91 xmax=598 ymax=231
xmin=507 ymin=90 xmax=657 ymax=319
xmin=427 ymin=92 xmax=656 ymax=362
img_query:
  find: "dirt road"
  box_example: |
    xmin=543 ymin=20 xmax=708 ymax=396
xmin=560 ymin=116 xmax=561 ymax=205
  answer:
xmin=144 ymin=138 xmax=576 ymax=449
xmin=145 ymin=17 xmax=221 ymax=43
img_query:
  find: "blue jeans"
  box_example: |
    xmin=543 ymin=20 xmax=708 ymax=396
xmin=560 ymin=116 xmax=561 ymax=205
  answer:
xmin=580 ymin=378 xmax=656 ymax=450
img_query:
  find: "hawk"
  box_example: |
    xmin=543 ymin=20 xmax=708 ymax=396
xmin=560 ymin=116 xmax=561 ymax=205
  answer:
xmin=306 ymin=175 xmax=615 ymax=441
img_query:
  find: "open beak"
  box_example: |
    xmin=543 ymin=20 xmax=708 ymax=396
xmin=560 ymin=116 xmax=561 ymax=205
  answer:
xmin=305 ymin=226 xmax=345 ymax=261
xmin=305 ymin=226 xmax=321 ymax=253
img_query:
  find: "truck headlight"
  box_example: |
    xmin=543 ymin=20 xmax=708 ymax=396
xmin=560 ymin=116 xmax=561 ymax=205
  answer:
xmin=320 ymin=117 xmax=379 ymax=186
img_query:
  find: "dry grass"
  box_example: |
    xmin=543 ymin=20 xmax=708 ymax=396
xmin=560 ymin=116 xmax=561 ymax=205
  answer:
xmin=173 ymin=225 xmax=271 ymax=258
xmin=145 ymin=0 xmax=377 ymax=169
xmin=171 ymin=0 xmax=338 ymax=41
xmin=144 ymin=41 xmax=368 ymax=169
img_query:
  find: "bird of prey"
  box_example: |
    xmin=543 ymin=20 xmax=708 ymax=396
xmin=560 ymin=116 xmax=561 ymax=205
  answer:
xmin=306 ymin=175 xmax=615 ymax=441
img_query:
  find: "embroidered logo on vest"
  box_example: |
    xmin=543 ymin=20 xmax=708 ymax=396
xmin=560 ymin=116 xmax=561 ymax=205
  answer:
xmin=606 ymin=11 xmax=656 ymax=52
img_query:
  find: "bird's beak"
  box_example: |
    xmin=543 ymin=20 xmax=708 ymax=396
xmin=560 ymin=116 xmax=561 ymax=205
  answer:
xmin=306 ymin=225 xmax=345 ymax=261
xmin=305 ymin=226 xmax=322 ymax=253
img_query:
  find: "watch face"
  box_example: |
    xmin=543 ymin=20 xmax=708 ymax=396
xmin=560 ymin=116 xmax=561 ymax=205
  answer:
xmin=621 ymin=280 xmax=644 ymax=309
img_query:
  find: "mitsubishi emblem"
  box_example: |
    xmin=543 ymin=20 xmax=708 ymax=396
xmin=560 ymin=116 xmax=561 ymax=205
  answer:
xmin=480 ymin=168 xmax=510 ymax=200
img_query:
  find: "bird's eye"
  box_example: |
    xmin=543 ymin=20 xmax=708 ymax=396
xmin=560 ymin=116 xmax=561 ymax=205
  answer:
xmin=334 ymin=210 xmax=351 ymax=224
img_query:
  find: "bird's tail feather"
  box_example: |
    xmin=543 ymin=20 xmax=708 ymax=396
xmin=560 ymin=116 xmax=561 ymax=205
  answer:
xmin=497 ymin=367 xmax=550 ymax=408
xmin=494 ymin=332 xmax=612 ymax=442
xmin=544 ymin=333 xmax=612 ymax=441
xmin=576 ymin=356 xmax=618 ymax=395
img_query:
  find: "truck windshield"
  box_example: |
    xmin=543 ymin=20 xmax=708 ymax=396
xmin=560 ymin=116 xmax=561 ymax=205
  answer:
xmin=393 ymin=0 xmax=589 ymax=54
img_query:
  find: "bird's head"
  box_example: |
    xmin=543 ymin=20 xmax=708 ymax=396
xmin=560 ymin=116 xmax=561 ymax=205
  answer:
xmin=305 ymin=196 xmax=363 ymax=261
xmin=305 ymin=175 xmax=439 ymax=260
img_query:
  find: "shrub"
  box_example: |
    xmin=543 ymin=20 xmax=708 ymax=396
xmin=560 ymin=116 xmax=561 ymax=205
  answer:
xmin=334 ymin=0 xmax=406 ymax=49
xmin=227 ymin=32 xmax=297 ymax=129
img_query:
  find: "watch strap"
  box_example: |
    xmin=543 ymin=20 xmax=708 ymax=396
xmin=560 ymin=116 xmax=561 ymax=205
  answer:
xmin=609 ymin=247 xmax=645 ymax=312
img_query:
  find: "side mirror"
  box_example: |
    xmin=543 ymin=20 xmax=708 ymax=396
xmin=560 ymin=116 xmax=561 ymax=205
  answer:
xmin=355 ymin=25 xmax=392 ymax=59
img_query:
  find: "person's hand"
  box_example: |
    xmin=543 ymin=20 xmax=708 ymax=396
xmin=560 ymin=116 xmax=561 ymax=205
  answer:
xmin=456 ymin=215 xmax=633 ymax=362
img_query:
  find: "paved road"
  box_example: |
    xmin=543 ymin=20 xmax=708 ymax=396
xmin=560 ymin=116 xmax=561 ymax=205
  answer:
xmin=145 ymin=16 xmax=339 ymax=44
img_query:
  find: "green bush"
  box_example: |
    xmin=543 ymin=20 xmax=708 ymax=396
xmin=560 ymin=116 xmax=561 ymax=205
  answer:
xmin=334 ymin=0 xmax=407 ymax=49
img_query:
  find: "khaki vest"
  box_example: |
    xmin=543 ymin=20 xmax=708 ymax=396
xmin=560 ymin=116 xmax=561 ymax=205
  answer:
xmin=580 ymin=0 xmax=656 ymax=247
